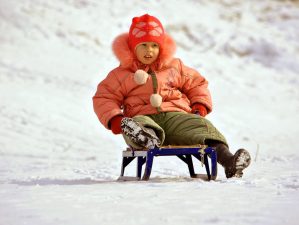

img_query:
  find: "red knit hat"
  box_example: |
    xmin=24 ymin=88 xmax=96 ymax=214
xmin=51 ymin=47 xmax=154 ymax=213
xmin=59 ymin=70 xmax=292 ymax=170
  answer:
xmin=128 ymin=14 xmax=165 ymax=50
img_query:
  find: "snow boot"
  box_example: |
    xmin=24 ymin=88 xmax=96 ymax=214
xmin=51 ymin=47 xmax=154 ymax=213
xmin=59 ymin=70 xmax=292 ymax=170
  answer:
xmin=209 ymin=142 xmax=251 ymax=178
xmin=224 ymin=148 xmax=251 ymax=178
xmin=121 ymin=117 xmax=161 ymax=149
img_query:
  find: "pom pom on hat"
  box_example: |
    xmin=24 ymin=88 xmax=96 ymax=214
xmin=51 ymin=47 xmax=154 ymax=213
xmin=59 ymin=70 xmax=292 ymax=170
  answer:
xmin=129 ymin=14 xmax=165 ymax=50
xmin=134 ymin=70 xmax=149 ymax=85
xmin=150 ymin=94 xmax=162 ymax=107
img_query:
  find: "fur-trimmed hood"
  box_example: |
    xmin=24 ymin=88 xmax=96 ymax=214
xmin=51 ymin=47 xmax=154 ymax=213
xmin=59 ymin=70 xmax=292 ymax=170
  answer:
xmin=112 ymin=33 xmax=176 ymax=71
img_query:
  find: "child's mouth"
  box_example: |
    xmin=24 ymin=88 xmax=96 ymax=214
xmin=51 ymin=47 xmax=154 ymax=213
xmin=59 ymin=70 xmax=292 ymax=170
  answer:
xmin=144 ymin=55 xmax=152 ymax=59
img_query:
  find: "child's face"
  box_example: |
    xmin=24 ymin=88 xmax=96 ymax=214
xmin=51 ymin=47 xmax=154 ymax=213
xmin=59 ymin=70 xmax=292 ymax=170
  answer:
xmin=135 ymin=42 xmax=160 ymax=65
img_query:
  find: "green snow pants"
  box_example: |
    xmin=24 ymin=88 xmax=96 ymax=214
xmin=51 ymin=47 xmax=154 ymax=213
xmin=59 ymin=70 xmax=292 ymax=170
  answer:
xmin=123 ymin=112 xmax=227 ymax=148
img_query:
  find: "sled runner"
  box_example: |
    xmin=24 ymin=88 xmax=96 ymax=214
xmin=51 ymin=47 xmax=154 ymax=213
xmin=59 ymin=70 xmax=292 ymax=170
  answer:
xmin=118 ymin=145 xmax=217 ymax=181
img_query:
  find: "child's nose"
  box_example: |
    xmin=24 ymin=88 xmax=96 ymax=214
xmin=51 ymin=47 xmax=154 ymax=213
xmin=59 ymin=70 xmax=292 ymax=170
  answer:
xmin=146 ymin=46 xmax=153 ymax=51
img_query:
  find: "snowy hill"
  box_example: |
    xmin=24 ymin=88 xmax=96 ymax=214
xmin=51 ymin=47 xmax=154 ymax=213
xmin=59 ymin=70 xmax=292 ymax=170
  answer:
xmin=1 ymin=0 xmax=299 ymax=224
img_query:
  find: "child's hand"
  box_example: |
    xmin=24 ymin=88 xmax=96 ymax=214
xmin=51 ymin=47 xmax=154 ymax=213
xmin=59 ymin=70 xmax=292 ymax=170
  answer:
xmin=191 ymin=103 xmax=208 ymax=117
xmin=110 ymin=115 xmax=124 ymax=134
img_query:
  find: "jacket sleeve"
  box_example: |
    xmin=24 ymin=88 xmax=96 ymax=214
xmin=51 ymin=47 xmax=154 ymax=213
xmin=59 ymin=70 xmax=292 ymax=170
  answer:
xmin=178 ymin=59 xmax=213 ymax=113
xmin=93 ymin=70 xmax=125 ymax=129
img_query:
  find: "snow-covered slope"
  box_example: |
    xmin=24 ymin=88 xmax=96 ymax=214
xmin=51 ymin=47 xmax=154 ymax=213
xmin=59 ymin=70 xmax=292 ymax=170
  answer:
xmin=1 ymin=0 xmax=299 ymax=224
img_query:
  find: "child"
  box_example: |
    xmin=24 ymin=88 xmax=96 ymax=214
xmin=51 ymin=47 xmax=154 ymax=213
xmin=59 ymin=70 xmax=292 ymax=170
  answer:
xmin=93 ymin=14 xmax=251 ymax=178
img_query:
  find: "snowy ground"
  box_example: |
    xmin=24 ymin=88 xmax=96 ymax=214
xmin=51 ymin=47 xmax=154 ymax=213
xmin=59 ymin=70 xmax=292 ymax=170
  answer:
xmin=1 ymin=0 xmax=299 ymax=224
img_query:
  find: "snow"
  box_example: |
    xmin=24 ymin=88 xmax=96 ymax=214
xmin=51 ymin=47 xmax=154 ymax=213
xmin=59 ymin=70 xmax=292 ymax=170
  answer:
xmin=0 ymin=0 xmax=299 ymax=224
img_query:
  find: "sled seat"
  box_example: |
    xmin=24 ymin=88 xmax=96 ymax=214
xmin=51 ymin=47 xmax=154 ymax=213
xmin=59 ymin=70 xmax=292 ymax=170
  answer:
xmin=118 ymin=145 xmax=217 ymax=181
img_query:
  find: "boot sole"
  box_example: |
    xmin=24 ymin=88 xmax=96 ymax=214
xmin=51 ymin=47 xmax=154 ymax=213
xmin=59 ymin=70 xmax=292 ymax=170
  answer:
xmin=233 ymin=149 xmax=251 ymax=178
xmin=121 ymin=118 xmax=160 ymax=149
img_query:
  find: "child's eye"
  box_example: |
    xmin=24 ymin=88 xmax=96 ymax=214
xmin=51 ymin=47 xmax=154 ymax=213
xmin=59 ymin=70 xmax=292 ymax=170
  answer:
xmin=142 ymin=43 xmax=147 ymax=47
xmin=152 ymin=44 xmax=158 ymax=47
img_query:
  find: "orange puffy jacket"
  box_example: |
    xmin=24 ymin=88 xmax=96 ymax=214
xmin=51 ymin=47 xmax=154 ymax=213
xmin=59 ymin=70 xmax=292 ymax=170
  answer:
xmin=93 ymin=33 xmax=212 ymax=130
